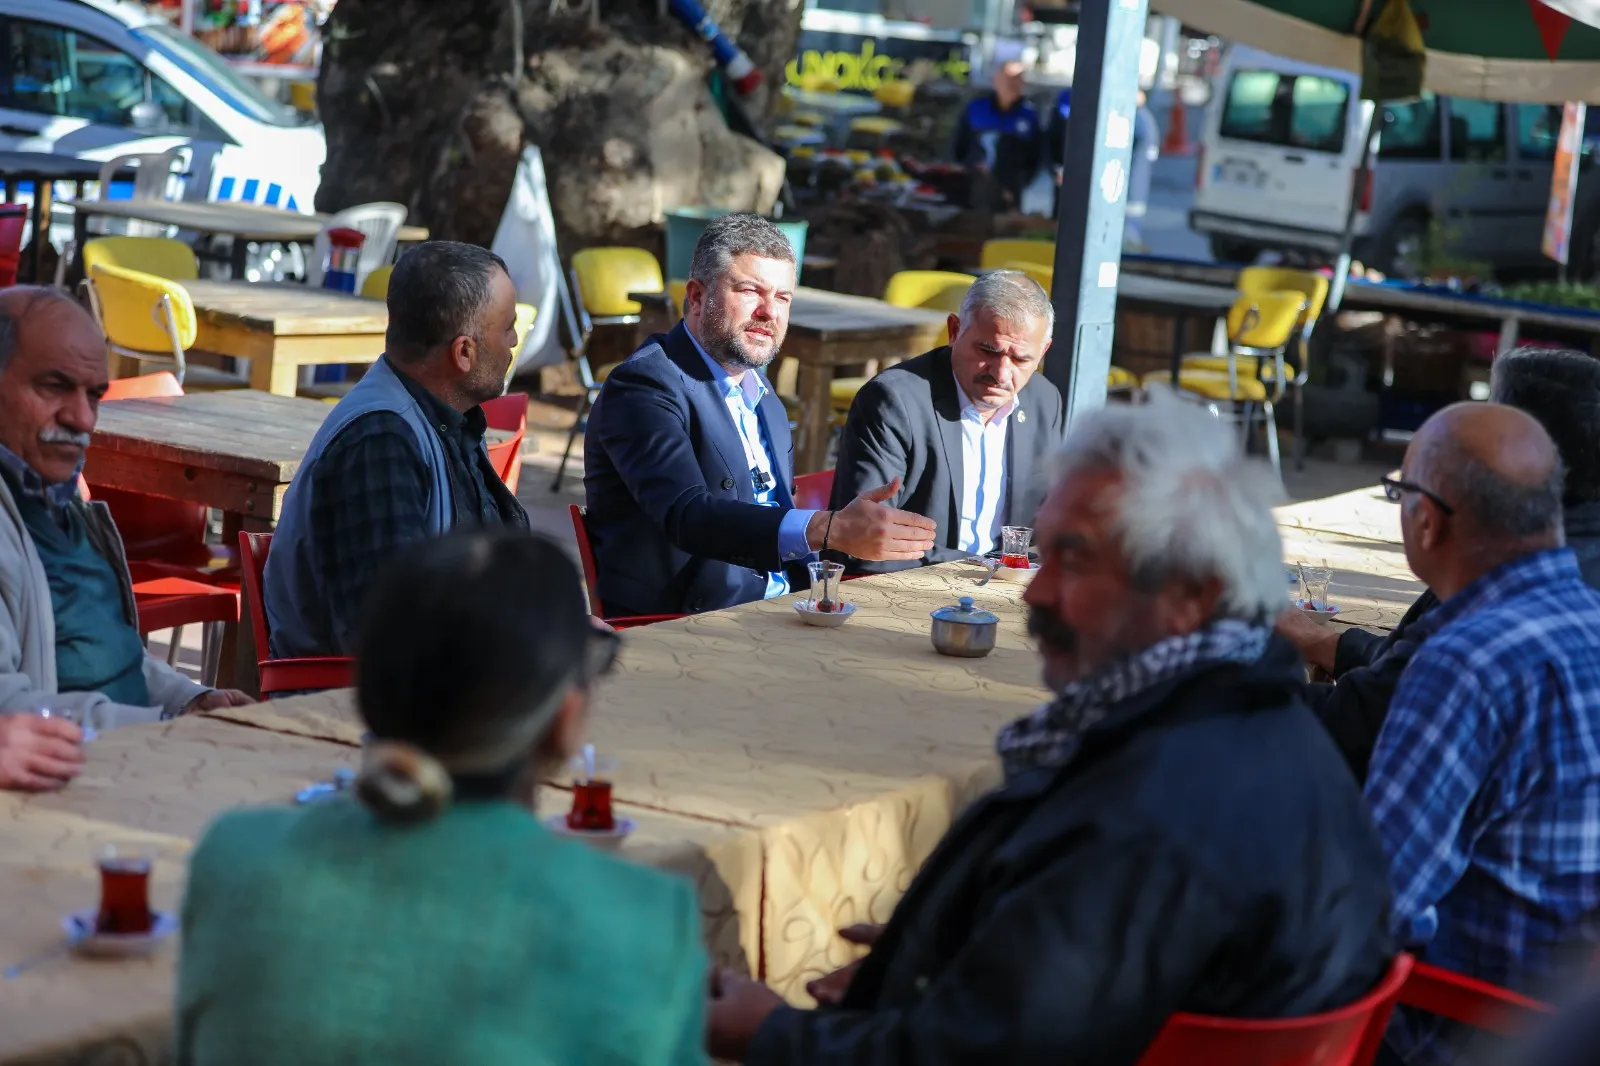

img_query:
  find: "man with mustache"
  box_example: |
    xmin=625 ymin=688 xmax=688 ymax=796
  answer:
xmin=707 ymin=391 xmax=1394 ymax=1064
xmin=584 ymin=214 xmax=937 ymax=617
xmin=0 ymin=288 xmax=250 ymax=792
xmin=830 ymin=270 xmax=1065 ymax=573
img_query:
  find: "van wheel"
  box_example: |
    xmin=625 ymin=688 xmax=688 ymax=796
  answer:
xmin=1209 ymin=236 xmax=1259 ymax=264
xmin=1374 ymin=213 xmax=1428 ymax=280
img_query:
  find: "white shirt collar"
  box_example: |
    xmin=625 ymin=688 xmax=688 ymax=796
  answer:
xmin=688 ymin=326 xmax=767 ymax=410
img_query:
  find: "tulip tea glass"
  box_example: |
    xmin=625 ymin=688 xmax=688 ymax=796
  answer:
xmin=808 ymin=560 xmax=846 ymax=613
xmin=1000 ymin=526 xmax=1033 ymax=569
xmin=95 ymin=847 xmax=154 ymax=935
xmin=566 ymin=754 xmax=618 ymax=832
xmin=1298 ymin=566 xmax=1333 ymax=611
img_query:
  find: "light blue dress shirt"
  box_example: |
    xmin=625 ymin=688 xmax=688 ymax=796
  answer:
xmin=953 ymin=376 xmax=1016 ymax=556
xmin=689 ymin=331 xmax=817 ymax=598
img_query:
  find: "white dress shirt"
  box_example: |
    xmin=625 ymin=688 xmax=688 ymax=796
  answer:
xmin=954 ymin=375 xmax=1016 ymax=555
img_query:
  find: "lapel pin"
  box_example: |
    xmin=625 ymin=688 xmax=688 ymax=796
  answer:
xmin=1016 ymin=409 xmax=1027 ymax=424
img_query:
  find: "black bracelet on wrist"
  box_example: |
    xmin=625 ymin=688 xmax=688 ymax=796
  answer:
xmin=820 ymin=510 xmax=837 ymax=552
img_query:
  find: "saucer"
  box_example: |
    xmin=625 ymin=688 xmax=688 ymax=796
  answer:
xmin=793 ymin=600 xmax=857 ymax=627
xmin=63 ymin=910 xmax=177 ymax=959
xmin=990 ymin=562 xmax=1041 ymax=583
xmin=544 ymin=814 xmax=637 ymax=852
xmin=1295 ymin=599 xmax=1341 ymax=618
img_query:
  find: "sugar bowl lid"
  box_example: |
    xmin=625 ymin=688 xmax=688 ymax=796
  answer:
xmin=930 ymin=595 xmax=999 ymax=626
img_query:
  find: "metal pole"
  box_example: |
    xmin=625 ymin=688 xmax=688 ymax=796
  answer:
xmin=1328 ymin=101 xmax=1378 ymax=313
xmin=181 ymin=0 xmax=195 ymax=35
xmin=1045 ymin=0 xmax=1150 ymax=427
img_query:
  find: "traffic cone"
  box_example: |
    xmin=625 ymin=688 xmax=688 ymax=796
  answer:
xmin=1162 ymin=94 xmax=1193 ymax=156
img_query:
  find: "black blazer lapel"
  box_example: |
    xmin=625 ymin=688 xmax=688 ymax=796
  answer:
xmin=759 ymin=389 xmax=796 ymax=507
xmin=930 ymin=350 xmax=965 ymax=540
xmin=663 ymin=323 xmax=753 ymax=504
xmin=1005 ymin=386 xmax=1040 ymax=526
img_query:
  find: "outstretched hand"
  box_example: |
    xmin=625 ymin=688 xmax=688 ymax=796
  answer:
xmin=809 ymin=479 xmax=938 ymax=562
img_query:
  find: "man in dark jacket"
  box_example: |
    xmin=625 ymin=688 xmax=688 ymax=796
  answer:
xmin=1281 ymin=346 xmax=1600 ymax=780
xmin=952 ymin=61 xmax=1043 ymax=211
xmin=830 ymin=270 xmax=1066 ymax=574
xmin=706 ymin=391 xmax=1395 ymax=1064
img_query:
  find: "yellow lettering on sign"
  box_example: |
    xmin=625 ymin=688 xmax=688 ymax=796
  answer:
xmin=784 ymin=42 xmax=969 ymax=91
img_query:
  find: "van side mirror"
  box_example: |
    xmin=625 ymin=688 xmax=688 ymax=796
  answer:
xmin=128 ymin=101 xmax=164 ymax=130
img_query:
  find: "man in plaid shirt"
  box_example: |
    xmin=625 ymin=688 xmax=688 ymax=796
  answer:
xmin=1367 ymin=402 xmax=1600 ymax=1066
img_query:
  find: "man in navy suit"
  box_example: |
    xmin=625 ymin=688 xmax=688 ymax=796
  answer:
xmin=583 ymin=214 xmax=938 ymax=618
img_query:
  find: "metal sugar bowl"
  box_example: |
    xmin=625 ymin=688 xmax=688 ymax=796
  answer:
xmin=930 ymin=596 xmax=999 ymax=658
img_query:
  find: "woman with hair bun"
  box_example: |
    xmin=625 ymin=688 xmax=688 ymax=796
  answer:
xmin=175 ymin=530 xmax=708 ymax=1066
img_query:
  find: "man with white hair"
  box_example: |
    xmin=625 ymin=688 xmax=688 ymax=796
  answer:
xmin=830 ymin=270 xmax=1065 ymax=572
xmin=706 ymin=391 xmax=1395 ymax=1064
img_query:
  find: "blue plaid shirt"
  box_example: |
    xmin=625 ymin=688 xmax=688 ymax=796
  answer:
xmin=1366 ymin=548 xmax=1600 ymax=1064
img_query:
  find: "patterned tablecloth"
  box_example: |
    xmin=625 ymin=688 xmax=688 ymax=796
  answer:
xmin=0 ymin=519 xmax=1419 ymax=1065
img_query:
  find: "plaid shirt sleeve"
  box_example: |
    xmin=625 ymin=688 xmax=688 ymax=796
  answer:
xmin=1363 ymin=644 xmax=1500 ymax=948
xmin=307 ymin=412 xmax=432 ymax=654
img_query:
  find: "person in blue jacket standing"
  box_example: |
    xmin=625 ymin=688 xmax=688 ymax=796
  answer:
xmin=952 ymin=61 xmax=1043 ymax=212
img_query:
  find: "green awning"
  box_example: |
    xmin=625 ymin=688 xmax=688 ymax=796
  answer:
xmin=1152 ymin=0 xmax=1600 ymax=102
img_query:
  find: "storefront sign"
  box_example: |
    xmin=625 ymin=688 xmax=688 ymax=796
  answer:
xmin=786 ymin=30 xmax=971 ymax=93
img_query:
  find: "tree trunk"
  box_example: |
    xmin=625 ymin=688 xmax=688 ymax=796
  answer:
xmin=316 ymin=0 xmax=799 ymax=253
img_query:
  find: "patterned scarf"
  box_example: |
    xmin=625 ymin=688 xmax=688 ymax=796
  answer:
xmin=997 ymin=618 xmax=1273 ymax=779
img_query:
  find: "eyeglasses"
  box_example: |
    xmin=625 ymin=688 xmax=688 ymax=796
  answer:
xmin=1380 ymin=474 xmax=1455 ymax=515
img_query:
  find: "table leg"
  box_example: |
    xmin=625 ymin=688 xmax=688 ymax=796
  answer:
xmin=247 ymin=344 xmax=299 ymax=397
xmin=1169 ymin=312 xmax=1189 ymax=385
xmin=230 ymin=237 xmax=250 ymax=281
xmin=794 ymin=363 xmax=833 ymax=476
xmin=219 ymin=511 xmax=268 ymax=698
xmin=1496 ymin=316 xmax=1520 ymax=355
xmin=70 ymin=208 xmax=88 ymax=288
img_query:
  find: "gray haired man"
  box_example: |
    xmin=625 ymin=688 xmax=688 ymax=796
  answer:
xmin=830 ymin=269 xmax=1067 ymax=572
xmin=266 ymin=241 xmax=529 ymax=660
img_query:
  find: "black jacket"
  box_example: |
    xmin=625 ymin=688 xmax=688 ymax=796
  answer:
xmin=830 ymin=347 xmax=1066 ymax=574
xmin=583 ymin=323 xmax=808 ymax=618
xmin=747 ymin=637 xmax=1395 ymax=1066
xmin=1304 ymin=499 xmax=1600 ymax=780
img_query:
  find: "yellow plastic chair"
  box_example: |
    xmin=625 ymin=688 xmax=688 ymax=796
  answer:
xmin=1003 ymin=260 xmax=1053 ymax=293
xmin=789 ymin=111 xmax=826 ymax=128
xmin=1180 ymin=267 xmax=1330 ymax=469
xmin=552 ymin=247 xmax=667 ymax=490
xmin=980 ymin=238 xmax=1054 ymax=271
xmin=883 ymin=270 xmax=975 ymax=314
xmin=874 ymin=82 xmax=916 ymax=109
xmin=1106 ymin=365 xmax=1140 ymax=393
xmin=81 ymin=236 xmax=198 ymax=281
xmin=1144 ymin=290 xmax=1307 ymax=473
xmin=84 ymin=263 xmax=197 ymax=385
xmin=507 ymin=303 xmax=538 ymax=389
xmin=360 ymin=265 xmax=393 ymax=300
xmin=289 ymin=80 xmax=317 ymax=113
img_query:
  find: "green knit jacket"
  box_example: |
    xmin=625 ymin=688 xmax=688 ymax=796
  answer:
xmin=176 ymin=798 xmax=708 ymax=1066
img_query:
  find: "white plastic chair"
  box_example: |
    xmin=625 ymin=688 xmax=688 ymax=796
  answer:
xmin=54 ymin=149 xmax=188 ymax=286
xmin=304 ymin=202 xmax=408 ymax=289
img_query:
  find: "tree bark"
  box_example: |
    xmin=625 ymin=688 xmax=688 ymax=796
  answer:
xmin=316 ymin=0 xmax=800 ymax=253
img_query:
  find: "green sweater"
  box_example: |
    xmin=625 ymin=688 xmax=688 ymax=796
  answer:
xmin=177 ymin=799 xmax=709 ymax=1066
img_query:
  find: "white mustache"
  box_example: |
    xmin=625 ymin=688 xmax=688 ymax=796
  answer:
xmin=39 ymin=427 xmax=91 ymax=448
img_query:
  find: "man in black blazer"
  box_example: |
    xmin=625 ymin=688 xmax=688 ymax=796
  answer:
xmin=831 ymin=270 xmax=1067 ymax=573
xmin=584 ymin=214 xmax=937 ymax=618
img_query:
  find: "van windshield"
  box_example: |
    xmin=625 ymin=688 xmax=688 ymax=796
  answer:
xmin=134 ymin=24 xmax=305 ymax=128
xmin=1219 ymin=69 xmax=1349 ymax=154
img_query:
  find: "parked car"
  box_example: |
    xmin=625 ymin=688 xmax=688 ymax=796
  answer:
xmin=0 ymin=0 xmax=325 ymax=211
xmin=1190 ymin=44 xmax=1565 ymax=279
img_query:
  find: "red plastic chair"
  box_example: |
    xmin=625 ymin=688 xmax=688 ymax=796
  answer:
xmin=1395 ymin=961 xmax=1557 ymax=1039
xmin=237 ymin=532 xmax=354 ymax=697
xmin=567 ymin=504 xmax=685 ymax=630
xmin=93 ymin=373 xmax=236 ymax=580
xmin=794 ymin=469 xmax=834 ymax=510
xmin=481 ymin=391 xmax=528 ymax=494
xmin=0 ymin=203 xmax=27 ymax=287
xmin=1136 ymin=953 xmax=1414 ymax=1066
xmin=78 ymin=476 xmax=239 ymax=685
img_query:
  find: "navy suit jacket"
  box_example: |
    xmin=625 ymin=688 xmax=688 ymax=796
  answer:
xmin=583 ymin=322 xmax=809 ymax=618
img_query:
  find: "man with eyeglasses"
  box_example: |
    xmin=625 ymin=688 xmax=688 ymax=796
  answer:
xmin=1278 ymin=346 xmax=1600 ymax=780
xmin=1358 ymin=402 xmax=1600 ymax=1066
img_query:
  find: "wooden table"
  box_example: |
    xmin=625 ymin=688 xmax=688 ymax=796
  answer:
xmin=68 ymin=199 xmax=427 ymax=279
xmin=181 ymin=280 xmax=389 ymax=396
xmin=87 ymin=391 xmax=333 ymax=692
xmin=784 ymin=287 xmax=948 ymax=474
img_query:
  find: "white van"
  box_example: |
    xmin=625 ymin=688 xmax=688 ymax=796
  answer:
xmin=1190 ymin=44 xmax=1562 ymax=277
xmin=0 ymin=0 xmax=325 ymax=210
